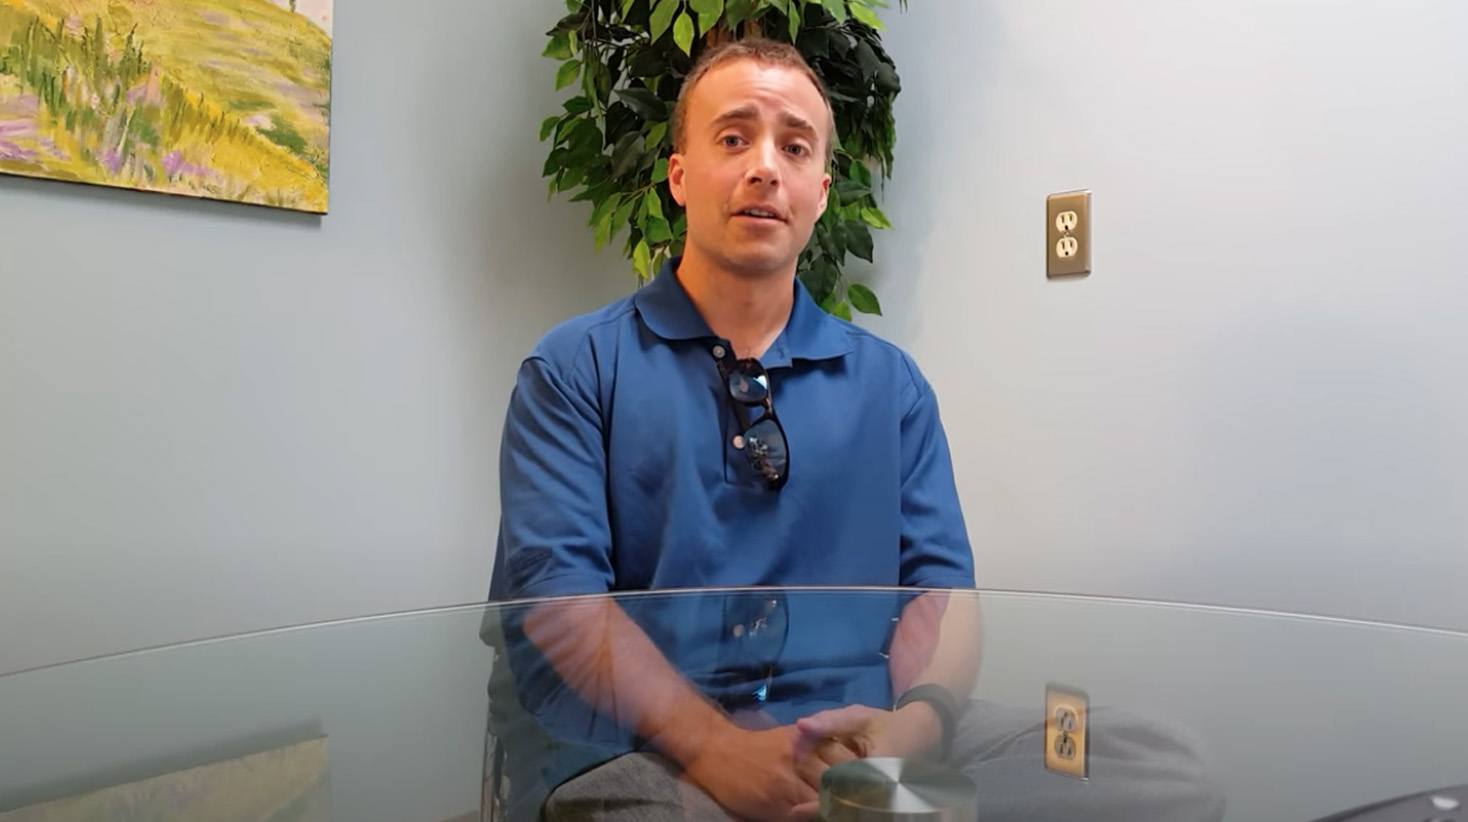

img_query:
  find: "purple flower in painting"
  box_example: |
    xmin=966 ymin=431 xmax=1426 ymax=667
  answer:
xmin=163 ymin=150 xmax=183 ymax=177
xmin=101 ymin=149 xmax=124 ymax=174
xmin=0 ymin=139 xmax=36 ymax=161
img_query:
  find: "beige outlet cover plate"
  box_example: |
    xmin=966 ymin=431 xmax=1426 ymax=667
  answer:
xmin=1047 ymin=190 xmax=1092 ymax=278
xmin=1044 ymin=684 xmax=1090 ymax=779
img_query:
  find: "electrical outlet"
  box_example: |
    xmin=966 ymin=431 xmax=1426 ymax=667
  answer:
xmin=1044 ymin=684 xmax=1090 ymax=779
xmin=1046 ymin=190 xmax=1091 ymax=277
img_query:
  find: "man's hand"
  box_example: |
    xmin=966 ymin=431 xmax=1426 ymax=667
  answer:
xmin=796 ymin=702 xmax=944 ymax=760
xmin=683 ymin=723 xmax=847 ymax=821
xmin=784 ymin=702 xmax=945 ymax=818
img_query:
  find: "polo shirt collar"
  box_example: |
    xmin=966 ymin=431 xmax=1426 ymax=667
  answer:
xmin=634 ymin=258 xmax=854 ymax=366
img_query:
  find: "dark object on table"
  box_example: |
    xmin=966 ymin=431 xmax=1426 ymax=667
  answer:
xmin=1310 ymin=783 xmax=1467 ymax=821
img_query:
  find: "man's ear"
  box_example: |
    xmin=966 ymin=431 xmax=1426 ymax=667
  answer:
xmin=668 ymin=153 xmax=687 ymax=207
xmin=817 ymin=171 xmax=832 ymax=216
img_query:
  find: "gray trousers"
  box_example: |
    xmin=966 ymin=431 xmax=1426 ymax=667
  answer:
xmin=542 ymin=700 xmax=1227 ymax=821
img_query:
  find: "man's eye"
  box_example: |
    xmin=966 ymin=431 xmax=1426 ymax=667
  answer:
xmin=785 ymin=144 xmax=809 ymax=157
xmin=720 ymin=135 xmax=743 ymax=147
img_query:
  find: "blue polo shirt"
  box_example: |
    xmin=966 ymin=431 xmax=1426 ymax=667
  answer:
xmin=486 ymin=259 xmax=973 ymax=794
xmin=490 ymin=259 xmax=973 ymax=600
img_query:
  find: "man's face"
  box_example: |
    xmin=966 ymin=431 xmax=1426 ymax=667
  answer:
xmin=668 ymin=59 xmax=832 ymax=279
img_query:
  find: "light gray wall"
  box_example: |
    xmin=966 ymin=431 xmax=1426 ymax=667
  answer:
xmin=0 ymin=0 xmax=626 ymax=675
xmin=865 ymin=0 xmax=1468 ymax=630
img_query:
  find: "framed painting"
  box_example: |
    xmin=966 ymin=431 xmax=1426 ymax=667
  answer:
xmin=0 ymin=0 xmax=332 ymax=213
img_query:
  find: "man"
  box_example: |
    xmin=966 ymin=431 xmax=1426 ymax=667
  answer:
xmin=487 ymin=38 xmax=1221 ymax=822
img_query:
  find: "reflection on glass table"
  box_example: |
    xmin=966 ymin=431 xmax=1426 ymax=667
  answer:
xmin=1 ymin=588 xmax=1465 ymax=822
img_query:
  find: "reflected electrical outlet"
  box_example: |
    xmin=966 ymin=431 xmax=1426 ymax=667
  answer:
xmin=1044 ymin=683 xmax=1090 ymax=780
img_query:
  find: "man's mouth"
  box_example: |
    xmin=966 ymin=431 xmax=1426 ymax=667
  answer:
xmin=734 ymin=207 xmax=785 ymax=222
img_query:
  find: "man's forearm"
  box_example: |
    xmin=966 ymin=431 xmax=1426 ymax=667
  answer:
xmin=521 ymin=596 xmax=734 ymax=765
xmin=888 ymin=590 xmax=982 ymax=698
xmin=881 ymin=590 xmax=982 ymax=754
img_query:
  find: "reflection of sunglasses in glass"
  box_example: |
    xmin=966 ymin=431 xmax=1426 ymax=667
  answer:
xmin=719 ymin=593 xmax=790 ymax=708
xmin=715 ymin=352 xmax=789 ymax=491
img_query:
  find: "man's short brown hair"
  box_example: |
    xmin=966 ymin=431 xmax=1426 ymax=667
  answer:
xmin=670 ymin=37 xmax=836 ymax=166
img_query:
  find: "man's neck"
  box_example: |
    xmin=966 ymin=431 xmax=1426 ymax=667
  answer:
xmin=676 ymin=251 xmax=795 ymax=361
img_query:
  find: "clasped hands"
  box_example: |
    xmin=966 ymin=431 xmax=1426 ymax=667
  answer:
xmin=680 ymin=701 xmax=943 ymax=821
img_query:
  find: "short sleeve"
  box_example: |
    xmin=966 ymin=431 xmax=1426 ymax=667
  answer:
xmin=492 ymin=355 xmax=614 ymax=599
xmin=897 ymin=381 xmax=976 ymax=589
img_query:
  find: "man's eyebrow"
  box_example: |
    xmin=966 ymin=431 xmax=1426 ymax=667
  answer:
xmin=781 ymin=112 xmax=818 ymax=139
xmin=708 ymin=106 xmax=820 ymax=139
xmin=709 ymin=105 xmax=760 ymax=127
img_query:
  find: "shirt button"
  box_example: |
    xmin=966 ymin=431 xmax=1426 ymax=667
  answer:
xmin=731 ymin=624 xmax=745 ymax=638
xmin=711 ymin=345 xmax=726 ymax=359
xmin=731 ymin=435 xmax=746 ymax=450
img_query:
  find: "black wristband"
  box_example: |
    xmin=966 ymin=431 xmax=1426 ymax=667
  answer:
xmin=893 ymin=683 xmax=960 ymax=760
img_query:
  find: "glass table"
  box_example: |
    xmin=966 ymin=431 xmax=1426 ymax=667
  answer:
xmin=1 ymin=588 xmax=1465 ymax=821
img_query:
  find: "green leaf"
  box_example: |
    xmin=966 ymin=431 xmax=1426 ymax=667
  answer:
xmin=816 ymin=221 xmax=844 ymax=260
xmin=819 ymin=295 xmax=853 ymax=321
xmin=566 ymin=119 xmax=603 ymax=155
xmin=589 ymin=60 xmax=613 ymax=105
xmin=854 ymin=40 xmax=880 ymax=83
xmin=724 ymin=0 xmax=756 ymax=25
xmin=539 ymin=115 xmax=561 ymax=142
xmin=693 ymin=0 xmax=725 ymax=33
xmin=617 ymin=87 xmax=668 ymax=121
xmin=555 ymin=60 xmax=582 ymax=90
xmin=788 ymin=4 xmax=801 ymax=40
xmin=645 ymin=121 xmax=669 ymax=149
xmin=650 ymin=0 xmax=679 ymax=42
xmin=593 ymin=196 xmax=620 ymax=249
xmin=633 ymin=239 xmax=653 ymax=279
xmin=835 ymin=179 xmax=871 ymax=205
xmin=558 ymin=164 xmax=587 ymax=191
xmin=589 ymin=193 xmax=619 ymax=229
xmin=563 ymin=96 xmax=593 ymax=114
xmin=821 ymin=0 xmax=846 ymax=22
xmin=628 ymin=48 xmax=668 ymax=78
xmin=672 ymin=12 xmax=695 ymax=55
xmin=611 ymin=132 xmax=644 ymax=177
xmin=613 ymin=197 xmax=639 ymax=239
xmin=652 ymin=157 xmax=669 ymax=183
xmin=848 ymin=2 xmax=883 ymax=28
xmin=645 ymin=216 xmax=673 ymax=244
xmin=859 ymin=206 xmax=892 ymax=229
xmin=621 ymin=0 xmax=638 ymax=14
xmin=643 ymin=189 xmax=665 ymax=220
xmin=874 ymin=62 xmax=900 ymax=94
xmin=848 ymin=282 xmax=882 ymax=315
xmin=543 ymin=32 xmax=573 ymax=60
xmin=847 ymin=220 xmax=874 ymax=261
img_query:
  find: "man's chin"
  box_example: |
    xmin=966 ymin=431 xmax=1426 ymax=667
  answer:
xmin=718 ymin=248 xmax=799 ymax=279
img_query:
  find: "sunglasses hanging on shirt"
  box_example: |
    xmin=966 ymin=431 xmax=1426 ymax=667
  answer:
xmin=714 ymin=346 xmax=790 ymax=491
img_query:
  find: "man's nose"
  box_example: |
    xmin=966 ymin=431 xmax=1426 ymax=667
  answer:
xmin=744 ymin=139 xmax=781 ymax=188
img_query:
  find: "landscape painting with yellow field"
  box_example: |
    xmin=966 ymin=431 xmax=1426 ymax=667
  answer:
xmin=0 ymin=0 xmax=332 ymax=213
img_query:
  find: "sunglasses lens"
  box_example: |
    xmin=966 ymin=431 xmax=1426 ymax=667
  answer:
xmin=726 ymin=365 xmax=770 ymax=404
xmin=742 ymin=417 xmax=788 ymax=482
